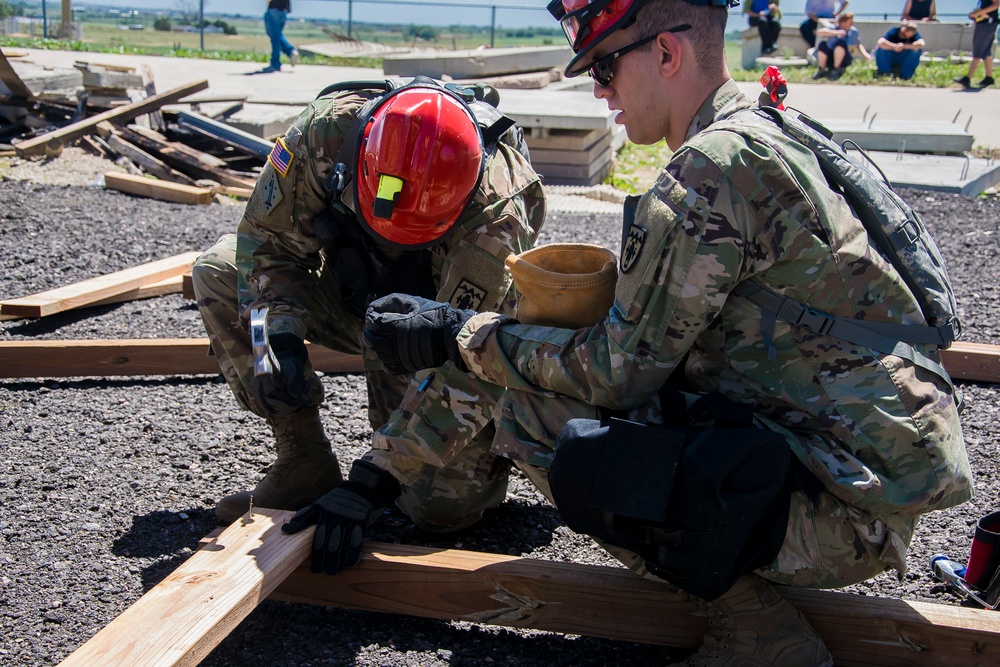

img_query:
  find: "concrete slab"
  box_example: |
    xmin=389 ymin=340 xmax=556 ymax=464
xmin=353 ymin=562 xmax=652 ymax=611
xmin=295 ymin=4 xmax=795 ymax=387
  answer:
xmin=4 ymin=60 xmax=81 ymax=97
xmin=864 ymin=151 xmax=1000 ymax=197
xmin=298 ymin=41 xmax=426 ymax=58
xmin=824 ymin=119 xmax=974 ymax=155
xmin=382 ymin=46 xmax=572 ymax=79
xmin=497 ymin=89 xmax=615 ymax=132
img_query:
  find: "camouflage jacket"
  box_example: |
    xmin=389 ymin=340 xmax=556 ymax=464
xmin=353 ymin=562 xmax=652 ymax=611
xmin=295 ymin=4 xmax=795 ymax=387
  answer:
xmin=459 ymin=79 xmax=971 ymax=527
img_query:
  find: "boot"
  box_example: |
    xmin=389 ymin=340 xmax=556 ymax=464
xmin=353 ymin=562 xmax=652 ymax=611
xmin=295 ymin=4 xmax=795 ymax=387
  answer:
xmin=978 ymin=76 xmax=995 ymax=89
xmin=678 ymin=574 xmax=833 ymax=667
xmin=215 ymin=406 xmax=344 ymax=524
xmin=954 ymin=75 xmax=972 ymax=89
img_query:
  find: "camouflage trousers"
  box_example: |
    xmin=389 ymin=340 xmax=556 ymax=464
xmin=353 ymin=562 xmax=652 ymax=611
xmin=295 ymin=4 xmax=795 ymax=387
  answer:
xmin=494 ymin=387 xmax=914 ymax=590
xmin=192 ymin=234 xmax=509 ymax=532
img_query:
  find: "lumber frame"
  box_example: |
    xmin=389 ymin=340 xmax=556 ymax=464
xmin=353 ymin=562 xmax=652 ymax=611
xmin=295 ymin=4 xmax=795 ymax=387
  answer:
xmin=14 ymin=79 xmax=209 ymax=157
xmin=58 ymin=509 xmax=1000 ymax=667
xmin=0 ymin=252 xmax=202 ymax=318
xmin=0 ymin=275 xmax=183 ymax=321
xmin=941 ymin=340 xmax=1000 ymax=384
xmin=120 ymin=125 xmax=258 ymax=189
xmin=0 ymin=339 xmax=363 ymax=378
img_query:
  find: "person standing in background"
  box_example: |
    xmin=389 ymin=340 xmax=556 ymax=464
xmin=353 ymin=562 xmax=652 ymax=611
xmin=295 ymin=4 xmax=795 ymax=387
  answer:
xmin=746 ymin=0 xmax=783 ymax=54
xmin=800 ymin=0 xmax=849 ymax=47
xmin=954 ymin=0 xmax=998 ymax=89
xmin=264 ymin=0 xmax=299 ymax=73
xmin=901 ymin=0 xmax=937 ymax=22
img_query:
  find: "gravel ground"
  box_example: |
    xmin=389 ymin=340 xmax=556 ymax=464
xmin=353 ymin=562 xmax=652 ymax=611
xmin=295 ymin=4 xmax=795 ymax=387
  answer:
xmin=1 ymin=152 xmax=999 ymax=666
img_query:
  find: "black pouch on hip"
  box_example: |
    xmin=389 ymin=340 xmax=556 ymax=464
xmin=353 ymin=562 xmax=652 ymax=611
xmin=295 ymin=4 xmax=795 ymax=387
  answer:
xmin=548 ymin=390 xmax=794 ymax=601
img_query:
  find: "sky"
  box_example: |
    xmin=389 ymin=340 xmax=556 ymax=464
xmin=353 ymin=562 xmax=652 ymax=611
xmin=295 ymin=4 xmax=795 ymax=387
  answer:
xmin=68 ymin=0 xmax=981 ymax=31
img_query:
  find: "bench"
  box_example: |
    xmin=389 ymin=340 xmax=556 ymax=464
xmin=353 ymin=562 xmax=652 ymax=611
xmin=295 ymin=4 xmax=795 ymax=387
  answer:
xmin=740 ymin=21 xmax=984 ymax=69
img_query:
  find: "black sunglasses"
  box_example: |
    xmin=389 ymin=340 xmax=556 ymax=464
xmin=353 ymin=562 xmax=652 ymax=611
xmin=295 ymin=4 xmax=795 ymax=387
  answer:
xmin=588 ymin=24 xmax=692 ymax=87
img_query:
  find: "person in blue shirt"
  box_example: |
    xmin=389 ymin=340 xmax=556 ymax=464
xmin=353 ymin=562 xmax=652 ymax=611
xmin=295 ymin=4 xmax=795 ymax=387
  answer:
xmin=800 ymin=0 xmax=849 ymax=47
xmin=954 ymin=0 xmax=999 ymax=89
xmin=812 ymin=12 xmax=871 ymax=80
xmin=746 ymin=0 xmax=783 ymax=54
xmin=875 ymin=20 xmax=926 ymax=79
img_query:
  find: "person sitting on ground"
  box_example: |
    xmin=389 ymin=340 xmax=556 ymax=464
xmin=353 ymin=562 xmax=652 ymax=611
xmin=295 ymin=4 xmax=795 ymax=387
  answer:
xmin=875 ymin=20 xmax=926 ymax=79
xmin=800 ymin=0 xmax=849 ymax=47
xmin=901 ymin=0 xmax=937 ymax=21
xmin=746 ymin=0 xmax=783 ymax=54
xmin=813 ymin=12 xmax=871 ymax=80
xmin=954 ymin=0 xmax=998 ymax=89
xmin=295 ymin=1 xmax=973 ymax=665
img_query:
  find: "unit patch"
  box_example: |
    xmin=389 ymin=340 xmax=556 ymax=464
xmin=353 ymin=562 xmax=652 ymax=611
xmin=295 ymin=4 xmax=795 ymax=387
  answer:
xmin=621 ymin=224 xmax=647 ymax=274
xmin=450 ymin=279 xmax=487 ymax=311
xmin=260 ymin=171 xmax=283 ymax=214
xmin=268 ymin=137 xmax=294 ymax=176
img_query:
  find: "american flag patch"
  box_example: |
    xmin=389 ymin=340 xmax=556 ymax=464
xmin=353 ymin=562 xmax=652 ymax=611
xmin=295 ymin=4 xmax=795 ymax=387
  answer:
xmin=268 ymin=137 xmax=294 ymax=176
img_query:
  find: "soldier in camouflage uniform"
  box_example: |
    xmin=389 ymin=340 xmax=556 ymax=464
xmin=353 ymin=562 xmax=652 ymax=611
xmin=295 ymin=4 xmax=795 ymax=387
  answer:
xmin=359 ymin=1 xmax=973 ymax=664
xmin=192 ymin=78 xmax=545 ymax=527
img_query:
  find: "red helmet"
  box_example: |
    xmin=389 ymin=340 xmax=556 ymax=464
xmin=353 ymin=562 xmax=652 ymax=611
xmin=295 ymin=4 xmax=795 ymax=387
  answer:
xmin=548 ymin=0 xmax=733 ymax=77
xmin=353 ymin=85 xmax=484 ymax=248
xmin=548 ymin=0 xmax=648 ymax=76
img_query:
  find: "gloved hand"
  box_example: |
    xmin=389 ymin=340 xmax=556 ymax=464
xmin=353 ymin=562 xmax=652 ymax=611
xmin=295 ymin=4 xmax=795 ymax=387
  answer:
xmin=282 ymin=460 xmax=402 ymax=575
xmin=249 ymin=332 xmax=318 ymax=416
xmin=363 ymin=294 xmax=474 ymax=375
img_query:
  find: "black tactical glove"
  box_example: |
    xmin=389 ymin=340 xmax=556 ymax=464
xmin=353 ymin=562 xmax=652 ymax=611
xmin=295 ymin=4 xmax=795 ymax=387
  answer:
xmin=363 ymin=294 xmax=473 ymax=375
xmin=281 ymin=460 xmax=402 ymax=575
xmin=249 ymin=332 xmax=318 ymax=416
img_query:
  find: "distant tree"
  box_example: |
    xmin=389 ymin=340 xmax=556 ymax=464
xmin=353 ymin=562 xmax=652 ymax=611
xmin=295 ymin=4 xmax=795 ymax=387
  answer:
xmin=212 ymin=19 xmax=236 ymax=35
xmin=0 ymin=1 xmax=24 ymax=19
xmin=405 ymin=25 xmax=438 ymax=41
xmin=174 ymin=0 xmax=205 ymax=26
xmin=153 ymin=17 xmax=171 ymax=32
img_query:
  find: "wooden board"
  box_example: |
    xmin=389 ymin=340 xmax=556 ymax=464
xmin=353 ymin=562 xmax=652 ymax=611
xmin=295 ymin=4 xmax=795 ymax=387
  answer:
xmin=0 ymin=275 xmax=183 ymax=322
xmin=14 ymin=79 xmax=209 ymax=157
xmin=64 ymin=510 xmax=1000 ymax=667
xmin=58 ymin=508 xmax=311 ymax=667
xmin=0 ymin=339 xmax=364 ymax=378
xmin=525 ymin=126 xmax=606 ymax=152
xmin=0 ymin=252 xmax=201 ymax=318
xmin=0 ymin=47 xmax=34 ymax=100
xmin=120 ymin=125 xmax=258 ymax=190
xmin=104 ymin=171 xmax=214 ymax=205
xmin=105 ymin=135 xmax=196 ymax=185
xmin=941 ymin=341 xmax=1000 ymax=384
xmin=273 ymin=542 xmax=1000 ymax=667
xmin=529 ymin=135 xmax=613 ymax=166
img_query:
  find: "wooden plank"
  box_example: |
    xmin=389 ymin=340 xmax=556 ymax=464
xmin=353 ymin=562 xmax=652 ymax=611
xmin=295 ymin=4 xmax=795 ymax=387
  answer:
xmin=0 ymin=275 xmax=184 ymax=321
xmin=176 ymin=110 xmax=274 ymax=158
xmin=270 ymin=541 xmax=1000 ymax=667
xmin=104 ymin=171 xmax=213 ymax=205
xmin=0 ymin=339 xmax=364 ymax=378
xmin=941 ymin=341 xmax=1000 ymax=384
xmin=58 ymin=508 xmax=312 ymax=667
xmin=14 ymin=79 xmax=209 ymax=158
xmin=0 ymin=252 xmax=201 ymax=318
xmin=120 ymin=125 xmax=258 ymax=189
xmin=105 ymin=135 xmax=198 ymax=185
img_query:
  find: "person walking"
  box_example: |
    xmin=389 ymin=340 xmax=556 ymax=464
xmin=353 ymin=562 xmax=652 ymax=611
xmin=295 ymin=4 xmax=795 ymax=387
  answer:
xmin=954 ymin=0 xmax=998 ymax=89
xmin=264 ymin=0 xmax=299 ymax=72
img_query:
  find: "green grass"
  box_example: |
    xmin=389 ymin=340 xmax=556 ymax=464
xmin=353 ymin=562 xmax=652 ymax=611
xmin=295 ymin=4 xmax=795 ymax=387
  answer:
xmin=730 ymin=57 xmax=975 ymax=88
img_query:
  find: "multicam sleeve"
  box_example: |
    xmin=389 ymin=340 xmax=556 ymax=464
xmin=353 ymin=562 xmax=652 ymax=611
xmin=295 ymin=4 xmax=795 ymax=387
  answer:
xmin=458 ymin=146 xmax=750 ymax=411
xmin=236 ymin=97 xmax=364 ymax=337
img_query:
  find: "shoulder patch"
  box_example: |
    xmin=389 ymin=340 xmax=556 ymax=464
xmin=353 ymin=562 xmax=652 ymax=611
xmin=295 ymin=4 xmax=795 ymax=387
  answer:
xmin=450 ymin=279 xmax=487 ymax=311
xmin=268 ymin=137 xmax=294 ymax=176
xmin=621 ymin=224 xmax=647 ymax=274
xmin=259 ymin=171 xmax=283 ymax=214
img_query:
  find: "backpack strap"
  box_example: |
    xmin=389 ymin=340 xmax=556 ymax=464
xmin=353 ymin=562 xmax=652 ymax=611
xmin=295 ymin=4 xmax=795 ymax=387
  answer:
xmin=733 ymin=279 xmax=955 ymax=392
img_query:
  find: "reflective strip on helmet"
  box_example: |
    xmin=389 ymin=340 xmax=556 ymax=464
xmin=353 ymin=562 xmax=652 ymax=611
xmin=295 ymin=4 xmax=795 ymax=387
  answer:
xmin=373 ymin=174 xmax=404 ymax=219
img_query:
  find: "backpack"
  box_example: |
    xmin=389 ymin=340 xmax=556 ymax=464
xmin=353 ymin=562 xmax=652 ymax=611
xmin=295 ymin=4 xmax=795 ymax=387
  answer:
xmin=718 ymin=105 xmax=961 ymax=391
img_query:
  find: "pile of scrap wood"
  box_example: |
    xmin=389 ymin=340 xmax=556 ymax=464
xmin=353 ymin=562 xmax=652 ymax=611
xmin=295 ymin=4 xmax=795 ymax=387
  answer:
xmin=1 ymin=49 xmax=266 ymax=204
